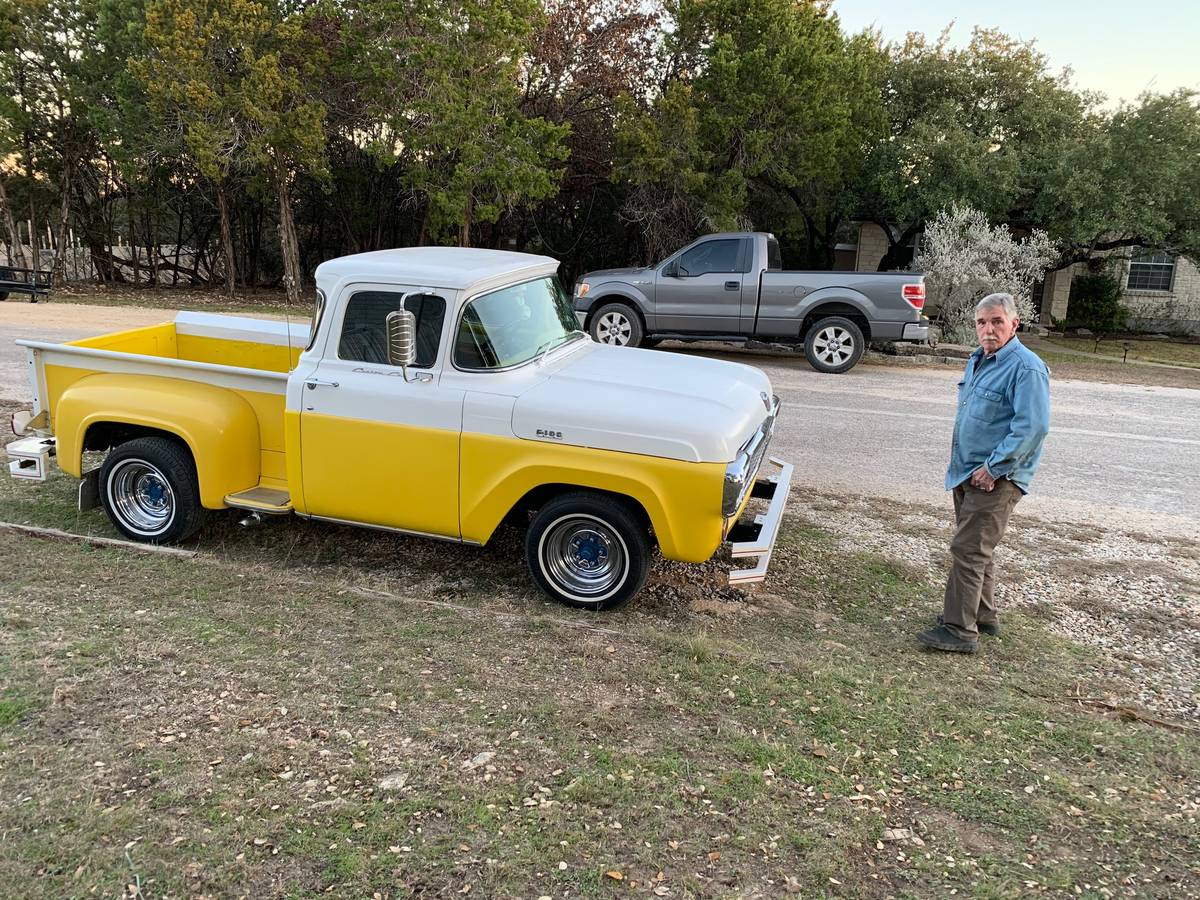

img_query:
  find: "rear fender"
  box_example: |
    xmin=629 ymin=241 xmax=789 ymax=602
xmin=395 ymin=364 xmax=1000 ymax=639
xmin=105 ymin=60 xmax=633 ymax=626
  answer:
xmin=56 ymin=373 xmax=260 ymax=508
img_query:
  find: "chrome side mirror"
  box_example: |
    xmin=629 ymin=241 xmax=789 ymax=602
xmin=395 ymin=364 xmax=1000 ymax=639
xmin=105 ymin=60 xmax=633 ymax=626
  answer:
xmin=385 ymin=308 xmax=417 ymax=368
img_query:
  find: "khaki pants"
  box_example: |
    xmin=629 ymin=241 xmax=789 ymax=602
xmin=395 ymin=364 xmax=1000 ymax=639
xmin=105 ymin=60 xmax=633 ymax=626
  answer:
xmin=942 ymin=479 xmax=1023 ymax=641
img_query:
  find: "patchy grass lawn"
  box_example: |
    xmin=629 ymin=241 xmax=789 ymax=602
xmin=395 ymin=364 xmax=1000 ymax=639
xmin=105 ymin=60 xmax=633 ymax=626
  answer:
xmin=1042 ymin=336 xmax=1200 ymax=369
xmin=1026 ymin=350 xmax=1200 ymax=390
xmin=0 ymin=443 xmax=1197 ymax=897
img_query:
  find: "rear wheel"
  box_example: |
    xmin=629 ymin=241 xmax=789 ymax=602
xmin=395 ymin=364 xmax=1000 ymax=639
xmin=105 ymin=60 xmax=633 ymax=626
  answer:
xmin=589 ymin=303 xmax=645 ymax=347
xmin=525 ymin=493 xmax=651 ymax=610
xmin=803 ymin=316 xmax=865 ymax=374
xmin=99 ymin=437 xmax=206 ymax=543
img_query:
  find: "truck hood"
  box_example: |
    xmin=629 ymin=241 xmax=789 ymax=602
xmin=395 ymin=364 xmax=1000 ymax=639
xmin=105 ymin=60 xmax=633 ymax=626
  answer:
xmin=581 ymin=266 xmax=652 ymax=281
xmin=511 ymin=344 xmax=773 ymax=463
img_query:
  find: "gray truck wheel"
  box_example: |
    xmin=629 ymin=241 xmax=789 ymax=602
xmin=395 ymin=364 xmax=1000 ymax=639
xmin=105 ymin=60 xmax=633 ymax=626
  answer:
xmin=100 ymin=437 xmax=206 ymax=543
xmin=526 ymin=492 xmax=651 ymax=610
xmin=803 ymin=316 xmax=865 ymax=374
xmin=589 ymin=303 xmax=644 ymax=347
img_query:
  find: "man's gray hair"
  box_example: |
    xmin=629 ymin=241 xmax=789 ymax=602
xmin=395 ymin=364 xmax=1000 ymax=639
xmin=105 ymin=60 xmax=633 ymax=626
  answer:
xmin=975 ymin=292 xmax=1019 ymax=319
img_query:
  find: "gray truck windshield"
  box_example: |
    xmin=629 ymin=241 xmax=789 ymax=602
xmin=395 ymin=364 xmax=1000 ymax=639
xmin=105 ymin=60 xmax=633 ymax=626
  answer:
xmin=454 ymin=276 xmax=582 ymax=370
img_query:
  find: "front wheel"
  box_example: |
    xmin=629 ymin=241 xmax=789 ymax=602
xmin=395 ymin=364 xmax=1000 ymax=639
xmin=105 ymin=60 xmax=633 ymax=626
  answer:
xmin=803 ymin=316 xmax=865 ymax=374
xmin=525 ymin=493 xmax=651 ymax=610
xmin=589 ymin=303 xmax=645 ymax=347
xmin=99 ymin=437 xmax=206 ymax=543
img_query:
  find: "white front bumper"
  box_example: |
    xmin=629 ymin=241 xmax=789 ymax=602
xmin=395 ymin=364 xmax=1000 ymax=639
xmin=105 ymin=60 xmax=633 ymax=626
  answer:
xmin=727 ymin=456 xmax=794 ymax=585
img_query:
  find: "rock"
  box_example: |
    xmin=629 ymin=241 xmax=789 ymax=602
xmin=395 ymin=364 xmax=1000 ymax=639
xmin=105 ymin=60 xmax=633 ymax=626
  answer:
xmin=1143 ymin=333 xmax=1171 ymax=341
xmin=933 ymin=344 xmax=975 ymax=359
xmin=1075 ymin=327 xmax=1093 ymax=336
xmin=378 ymin=772 xmax=409 ymax=791
xmin=461 ymin=750 xmax=495 ymax=770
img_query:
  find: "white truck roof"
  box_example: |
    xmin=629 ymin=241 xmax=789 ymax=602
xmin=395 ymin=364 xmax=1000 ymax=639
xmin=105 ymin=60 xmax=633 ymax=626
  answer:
xmin=314 ymin=247 xmax=559 ymax=294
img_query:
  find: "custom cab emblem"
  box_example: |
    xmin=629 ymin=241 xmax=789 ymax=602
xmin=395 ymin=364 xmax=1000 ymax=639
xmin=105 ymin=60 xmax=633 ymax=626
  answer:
xmin=535 ymin=428 xmax=564 ymax=440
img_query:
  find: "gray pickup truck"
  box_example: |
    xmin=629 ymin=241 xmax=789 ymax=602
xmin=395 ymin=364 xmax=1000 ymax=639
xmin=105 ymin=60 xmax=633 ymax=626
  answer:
xmin=573 ymin=232 xmax=928 ymax=373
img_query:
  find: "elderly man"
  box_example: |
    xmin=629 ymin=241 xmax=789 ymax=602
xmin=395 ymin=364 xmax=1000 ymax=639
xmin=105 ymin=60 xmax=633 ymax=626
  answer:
xmin=918 ymin=293 xmax=1051 ymax=654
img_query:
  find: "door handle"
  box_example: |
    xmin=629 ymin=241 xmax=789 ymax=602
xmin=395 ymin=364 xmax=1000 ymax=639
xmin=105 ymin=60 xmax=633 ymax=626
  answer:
xmin=724 ymin=280 xmax=740 ymax=291
xmin=305 ymin=378 xmax=340 ymax=390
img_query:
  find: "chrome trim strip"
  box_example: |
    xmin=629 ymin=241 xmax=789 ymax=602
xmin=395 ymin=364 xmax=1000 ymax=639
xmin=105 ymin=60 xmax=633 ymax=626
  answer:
xmin=728 ymin=456 xmax=793 ymax=584
xmin=723 ymin=395 xmax=780 ymax=517
xmin=300 ymin=513 xmax=482 ymax=546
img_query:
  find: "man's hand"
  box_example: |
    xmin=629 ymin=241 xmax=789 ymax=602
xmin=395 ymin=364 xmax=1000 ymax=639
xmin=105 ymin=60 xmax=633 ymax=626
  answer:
xmin=970 ymin=466 xmax=996 ymax=491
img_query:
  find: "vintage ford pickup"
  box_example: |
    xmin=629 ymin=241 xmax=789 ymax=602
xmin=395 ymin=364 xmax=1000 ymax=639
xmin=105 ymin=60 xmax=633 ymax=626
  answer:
xmin=7 ymin=248 xmax=792 ymax=609
xmin=574 ymin=232 xmax=929 ymax=374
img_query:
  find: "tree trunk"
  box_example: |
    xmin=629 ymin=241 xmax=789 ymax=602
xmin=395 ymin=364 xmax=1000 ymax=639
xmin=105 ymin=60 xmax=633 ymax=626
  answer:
xmin=127 ymin=198 xmax=140 ymax=285
xmin=0 ymin=177 xmax=28 ymax=268
xmin=51 ymin=161 xmax=73 ymax=284
xmin=216 ymin=182 xmax=237 ymax=297
xmin=172 ymin=201 xmax=184 ymax=287
xmin=459 ymin=197 xmax=472 ymax=248
xmin=28 ymin=196 xmax=40 ymax=271
xmin=144 ymin=209 xmax=157 ymax=285
xmin=876 ymin=221 xmax=922 ymax=272
xmin=273 ymin=154 xmax=303 ymax=306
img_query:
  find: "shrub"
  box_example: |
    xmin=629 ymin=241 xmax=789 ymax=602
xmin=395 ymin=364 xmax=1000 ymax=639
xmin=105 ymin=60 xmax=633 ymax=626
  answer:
xmin=1067 ymin=272 xmax=1127 ymax=333
xmin=915 ymin=203 xmax=1057 ymax=344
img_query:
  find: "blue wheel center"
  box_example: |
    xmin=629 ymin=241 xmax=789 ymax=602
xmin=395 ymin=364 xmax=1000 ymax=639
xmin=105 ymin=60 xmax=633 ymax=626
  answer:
xmin=570 ymin=535 xmax=607 ymax=569
xmin=142 ymin=479 xmax=166 ymax=504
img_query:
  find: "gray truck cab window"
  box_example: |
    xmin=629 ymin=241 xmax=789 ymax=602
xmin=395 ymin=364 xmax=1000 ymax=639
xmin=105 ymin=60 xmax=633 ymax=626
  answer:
xmin=677 ymin=239 xmax=742 ymax=277
xmin=338 ymin=290 xmax=446 ymax=368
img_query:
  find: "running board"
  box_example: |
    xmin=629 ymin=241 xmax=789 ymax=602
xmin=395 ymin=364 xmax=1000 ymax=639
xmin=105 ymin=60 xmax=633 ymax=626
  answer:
xmin=224 ymin=486 xmax=293 ymax=515
xmin=727 ymin=457 xmax=793 ymax=585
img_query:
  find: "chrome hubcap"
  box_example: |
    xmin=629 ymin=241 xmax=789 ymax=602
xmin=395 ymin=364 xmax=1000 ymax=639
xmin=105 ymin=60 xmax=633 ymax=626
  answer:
xmin=814 ymin=326 xmax=854 ymax=365
xmin=107 ymin=460 xmax=175 ymax=536
xmin=595 ymin=312 xmax=632 ymax=345
xmin=540 ymin=514 xmax=629 ymax=602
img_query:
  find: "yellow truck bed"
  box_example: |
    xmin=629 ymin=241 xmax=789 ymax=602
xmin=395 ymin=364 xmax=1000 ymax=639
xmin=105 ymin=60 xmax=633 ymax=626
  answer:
xmin=19 ymin=312 xmax=310 ymax=500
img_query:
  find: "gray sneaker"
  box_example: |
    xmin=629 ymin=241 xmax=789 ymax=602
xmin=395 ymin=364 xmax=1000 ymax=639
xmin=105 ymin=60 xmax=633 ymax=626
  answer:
xmin=937 ymin=614 xmax=1000 ymax=637
xmin=917 ymin=625 xmax=979 ymax=654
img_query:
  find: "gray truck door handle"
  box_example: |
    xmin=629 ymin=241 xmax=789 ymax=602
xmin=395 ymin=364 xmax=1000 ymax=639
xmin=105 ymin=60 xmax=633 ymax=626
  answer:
xmin=305 ymin=378 xmax=340 ymax=389
xmin=724 ymin=280 xmax=739 ymax=291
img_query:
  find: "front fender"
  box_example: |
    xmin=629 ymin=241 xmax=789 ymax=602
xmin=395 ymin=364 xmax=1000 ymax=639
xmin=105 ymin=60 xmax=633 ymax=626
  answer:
xmin=460 ymin=433 xmax=726 ymax=563
xmin=56 ymin=374 xmax=260 ymax=508
xmin=585 ymin=284 xmax=655 ymax=329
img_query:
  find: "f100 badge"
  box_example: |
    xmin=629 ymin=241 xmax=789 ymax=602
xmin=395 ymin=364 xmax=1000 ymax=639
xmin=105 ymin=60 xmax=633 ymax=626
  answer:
xmin=535 ymin=428 xmax=564 ymax=440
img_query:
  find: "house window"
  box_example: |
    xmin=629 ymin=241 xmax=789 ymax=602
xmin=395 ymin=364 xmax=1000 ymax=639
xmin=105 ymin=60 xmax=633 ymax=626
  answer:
xmin=1127 ymin=250 xmax=1175 ymax=292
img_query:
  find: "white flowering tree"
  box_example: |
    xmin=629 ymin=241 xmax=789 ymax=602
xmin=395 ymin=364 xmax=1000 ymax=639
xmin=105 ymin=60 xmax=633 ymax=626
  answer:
xmin=915 ymin=203 xmax=1058 ymax=344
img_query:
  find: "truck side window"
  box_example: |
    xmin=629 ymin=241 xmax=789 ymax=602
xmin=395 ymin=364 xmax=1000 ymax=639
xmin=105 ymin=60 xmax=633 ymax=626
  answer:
xmin=766 ymin=238 xmax=782 ymax=271
xmin=338 ymin=291 xmax=446 ymax=368
xmin=677 ymin=239 xmax=741 ymax=277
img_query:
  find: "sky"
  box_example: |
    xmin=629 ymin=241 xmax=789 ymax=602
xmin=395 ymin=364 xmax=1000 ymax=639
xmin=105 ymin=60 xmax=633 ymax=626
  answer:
xmin=832 ymin=0 xmax=1200 ymax=107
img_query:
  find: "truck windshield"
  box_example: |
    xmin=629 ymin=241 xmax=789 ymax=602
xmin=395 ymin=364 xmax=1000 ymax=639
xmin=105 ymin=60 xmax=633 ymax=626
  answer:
xmin=454 ymin=276 xmax=582 ymax=370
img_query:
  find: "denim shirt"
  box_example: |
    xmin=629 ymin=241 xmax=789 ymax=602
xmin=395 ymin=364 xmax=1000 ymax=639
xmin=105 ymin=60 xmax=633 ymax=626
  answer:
xmin=946 ymin=336 xmax=1051 ymax=493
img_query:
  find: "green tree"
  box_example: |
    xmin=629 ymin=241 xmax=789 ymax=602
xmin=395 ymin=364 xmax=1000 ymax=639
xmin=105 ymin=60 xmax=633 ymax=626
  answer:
xmin=135 ymin=0 xmax=328 ymax=301
xmin=0 ymin=0 xmax=99 ymax=278
xmin=854 ymin=27 xmax=1088 ymax=270
xmin=337 ymin=0 xmax=568 ymax=247
xmin=1028 ymin=89 xmax=1200 ymax=269
xmin=617 ymin=0 xmax=882 ymax=265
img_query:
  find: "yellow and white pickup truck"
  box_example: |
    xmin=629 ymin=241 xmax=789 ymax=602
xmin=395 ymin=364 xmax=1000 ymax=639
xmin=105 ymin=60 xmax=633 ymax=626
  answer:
xmin=7 ymin=248 xmax=792 ymax=609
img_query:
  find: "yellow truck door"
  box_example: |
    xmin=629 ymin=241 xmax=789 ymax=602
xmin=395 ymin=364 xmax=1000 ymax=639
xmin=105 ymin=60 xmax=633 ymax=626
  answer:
xmin=299 ymin=287 xmax=463 ymax=538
